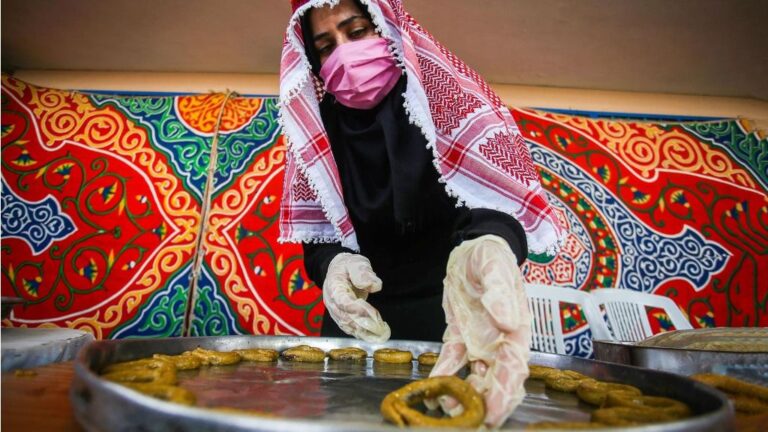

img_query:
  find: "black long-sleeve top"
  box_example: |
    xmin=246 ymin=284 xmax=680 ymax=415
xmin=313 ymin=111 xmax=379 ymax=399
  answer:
xmin=303 ymin=206 xmax=528 ymax=296
xmin=303 ymin=77 xmax=527 ymax=302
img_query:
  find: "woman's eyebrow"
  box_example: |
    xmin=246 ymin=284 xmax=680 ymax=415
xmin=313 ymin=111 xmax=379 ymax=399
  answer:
xmin=313 ymin=15 xmax=367 ymax=42
xmin=336 ymin=14 xmax=366 ymax=29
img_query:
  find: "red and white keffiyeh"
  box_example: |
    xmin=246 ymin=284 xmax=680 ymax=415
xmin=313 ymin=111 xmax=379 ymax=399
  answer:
xmin=278 ymin=0 xmax=565 ymax=254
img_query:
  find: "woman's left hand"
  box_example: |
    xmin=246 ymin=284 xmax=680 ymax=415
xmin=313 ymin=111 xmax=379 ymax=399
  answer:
xmin=323 ymin=253 xmax=391 ymax=343
xmin=429 ymin=235 xmax=531 ymax=427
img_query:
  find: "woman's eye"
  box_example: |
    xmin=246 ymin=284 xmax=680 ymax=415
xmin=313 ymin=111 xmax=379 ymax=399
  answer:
xmin=350 ymin=27 xmax=368 ymax=38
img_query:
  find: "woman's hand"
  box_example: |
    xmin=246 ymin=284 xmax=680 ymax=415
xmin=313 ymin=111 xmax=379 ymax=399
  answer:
xmin=430 ymin=235 xmax=531 ymax=427
xmin=323 ymin=253 xmax=391 ymax=343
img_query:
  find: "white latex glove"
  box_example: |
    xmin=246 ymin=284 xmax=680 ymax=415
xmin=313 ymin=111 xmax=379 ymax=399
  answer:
xmin=323 ymin=253 xmax=391 ymax=343
xmin=429 ymin=234 xmax=531 ymax=428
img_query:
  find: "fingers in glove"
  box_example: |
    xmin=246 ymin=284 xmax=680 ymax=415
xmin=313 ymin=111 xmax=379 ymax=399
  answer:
xmin=333 ymin=298 xmax=390 ymax=341
xmin=429 ymin=305 xmax=468 ymax=378
xmin=482 ymin=337 xmax=529 ymax=428
xmin=430 ymin=339 xmax=467 ymax=377
xmin=354 ymin=319 xmax=391 ymax=343
xmin=346 ymin=256 xmax=382 ymax=294
xmin=436 ymin=360 xmax=489 ymax=417
xmin=425 ymin=336 xmax=466 ymax=413
xmin=323 ymin=276 xmax=390 ymax=343
xmin=467 ymin=359 xmax=489 ymax=389
xmin=326 ymin=276 xmax=381 ymax=323
xmin=425 ymin=317 xmax=468 ymax=412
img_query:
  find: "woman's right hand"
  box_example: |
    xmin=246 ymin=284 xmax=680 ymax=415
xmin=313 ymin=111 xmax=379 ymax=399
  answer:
xmin=323 ymin=253 xmax=391 ymax=343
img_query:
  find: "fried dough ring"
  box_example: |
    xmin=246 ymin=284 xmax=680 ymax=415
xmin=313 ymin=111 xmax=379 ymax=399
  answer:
xmin=234 ymin=348 xmax=279 ymax=362
xmin=417 ymin=352 xmax=439 ymax=366
xmin=380 ymin=376 xmax=485 ymax=427
xmin=124 ymin=383 xmax=197 ymax=406
xmin=185 ymin=347 xmax=242 ymax=366
xmin=691 ymin=373 xmax=768 ymax=416
xmin=153 ymin=353 xmax=202 ymax=370
xmin=544 ymin=370 xmax=591 ymax=393
xmin=102 ymin=359 xmax=177 ymax=385
xmin=281 ymin=345 xmax=326 ymax=362
xmin=373 ymin=348 xmax=413 ymax=364
xmin=528 ymin=365 xmax=558 ymax=380
xmin=591 ymin=406 xmax=678 ymax=426
xmin=604 ymin=391 xmax=691 ymax=418
xmin=691 ymin=373 xmax=768 ymax=402
xmin=576 ymin=380 xmax=642 ymax=406
xmin=328 ymin=347 xmax=367 ymax=361
xmin=102 ymin=358 xmax=163 ymax=374
xmin=730 ymin=393 xmax=768 ymax=415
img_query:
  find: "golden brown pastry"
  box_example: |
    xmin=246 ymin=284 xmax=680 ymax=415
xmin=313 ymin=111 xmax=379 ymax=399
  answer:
xmin=691 ymin=373 xmax=768 ymax=416
xmin=730 ymin=393 xmax=768 ymax=415
xmin=281 ymin=345 xmax=326 ymax=362
xmin=373 ymin=348 xmax=413 ymax=364
xmin=521 ymin=365 xmax=693 ymax=429
xmin=604 ymin=391 xmax=691 ymax=419
xmin=591 ymin=406 xmax=679 ymax=426
xmin=184 ymin=347 xmax=242 ymax=366
xmin=102 ymin=358 xmax=177 ymax=385
xmin=234 ymin=348 xmax=280 ymax=362
xmin=528 ymin=365 xmax=558 ymax=380
xmin=381 ymin=376 xmax=485 ymax=427
xmin=576 ymin=380 xmax=642 ymax=406
xmin=691 ymin=373 xmax=768 ymax=402
xmin=543 ymin=370 xmax=591 ymax=393
xmin=416 ymin=352 xmax=439 ymax=366
xmin=328 ymin=347 xmax=367 ymax=361
xmin=153 ymin=353 xmax=203 ymax=370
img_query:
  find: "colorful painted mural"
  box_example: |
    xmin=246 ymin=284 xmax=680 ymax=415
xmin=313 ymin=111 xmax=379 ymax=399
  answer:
xmin=1 ymin=76 xmax=321 ymax=339
xmin=513 ymin=108 xmax=768 ymax=356
xmin=2 ymin=77 xmax=766 ymax=358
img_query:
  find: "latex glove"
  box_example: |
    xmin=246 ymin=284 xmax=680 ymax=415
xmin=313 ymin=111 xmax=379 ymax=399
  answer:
xmin=429 ymin=234 xmax=531 ymax=428
xmin=323 ymin=253 xmax=391 ymax=343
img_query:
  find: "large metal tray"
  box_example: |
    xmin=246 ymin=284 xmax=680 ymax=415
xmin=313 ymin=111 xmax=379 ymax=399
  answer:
xmin=2 ymin=327 xmax=94 ymax=371
xmin=594 ymin=338 xmax=768 ymax=385
xmin=71 ymin=336 xmax=732 ymax=431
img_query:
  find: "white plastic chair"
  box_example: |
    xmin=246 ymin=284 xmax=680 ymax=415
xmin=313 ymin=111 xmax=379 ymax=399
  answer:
xmin=590 ymin=288 xmax=693 ymax=342
xmin=525 ymin=284 xmax=612 ymax=355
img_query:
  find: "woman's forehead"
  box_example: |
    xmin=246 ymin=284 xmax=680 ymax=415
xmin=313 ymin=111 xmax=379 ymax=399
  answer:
xmin=309 ymin=0 xmax=365 ymax=26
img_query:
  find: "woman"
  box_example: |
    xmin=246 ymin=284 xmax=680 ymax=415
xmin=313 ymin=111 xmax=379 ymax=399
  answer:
xmin=278 ymin=0 xmax=565 ymax=426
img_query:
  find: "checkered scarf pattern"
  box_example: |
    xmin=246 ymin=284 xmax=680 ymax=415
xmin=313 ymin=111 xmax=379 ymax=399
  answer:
xmin=278 ymin=0 xmax=565 ymax=254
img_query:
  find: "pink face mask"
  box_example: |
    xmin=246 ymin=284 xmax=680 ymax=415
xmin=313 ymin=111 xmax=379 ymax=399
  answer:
xmin=319 ymin=37 xmax=402 ymax=110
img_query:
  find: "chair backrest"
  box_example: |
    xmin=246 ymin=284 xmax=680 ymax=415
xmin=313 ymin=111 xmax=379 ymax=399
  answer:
xmin=590 ymin=288 xmax=693 ymax=342
xmin=524 ymin=284 xmax=612 ymax=354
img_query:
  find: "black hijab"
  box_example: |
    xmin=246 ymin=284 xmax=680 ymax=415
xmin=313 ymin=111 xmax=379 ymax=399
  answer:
xmin=300 ymin=3 xmax=440 ymax=235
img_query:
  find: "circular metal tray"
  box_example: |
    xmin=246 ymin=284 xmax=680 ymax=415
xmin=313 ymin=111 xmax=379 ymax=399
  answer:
xmin=71 ymin=336 xmax=732 ymax=431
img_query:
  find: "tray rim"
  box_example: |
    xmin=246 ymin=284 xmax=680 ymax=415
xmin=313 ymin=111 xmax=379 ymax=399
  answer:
xmin=71 ymin=335 xmax=733 ymax=432
xmin=594 ymin=338 xmax=768 ymax=355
